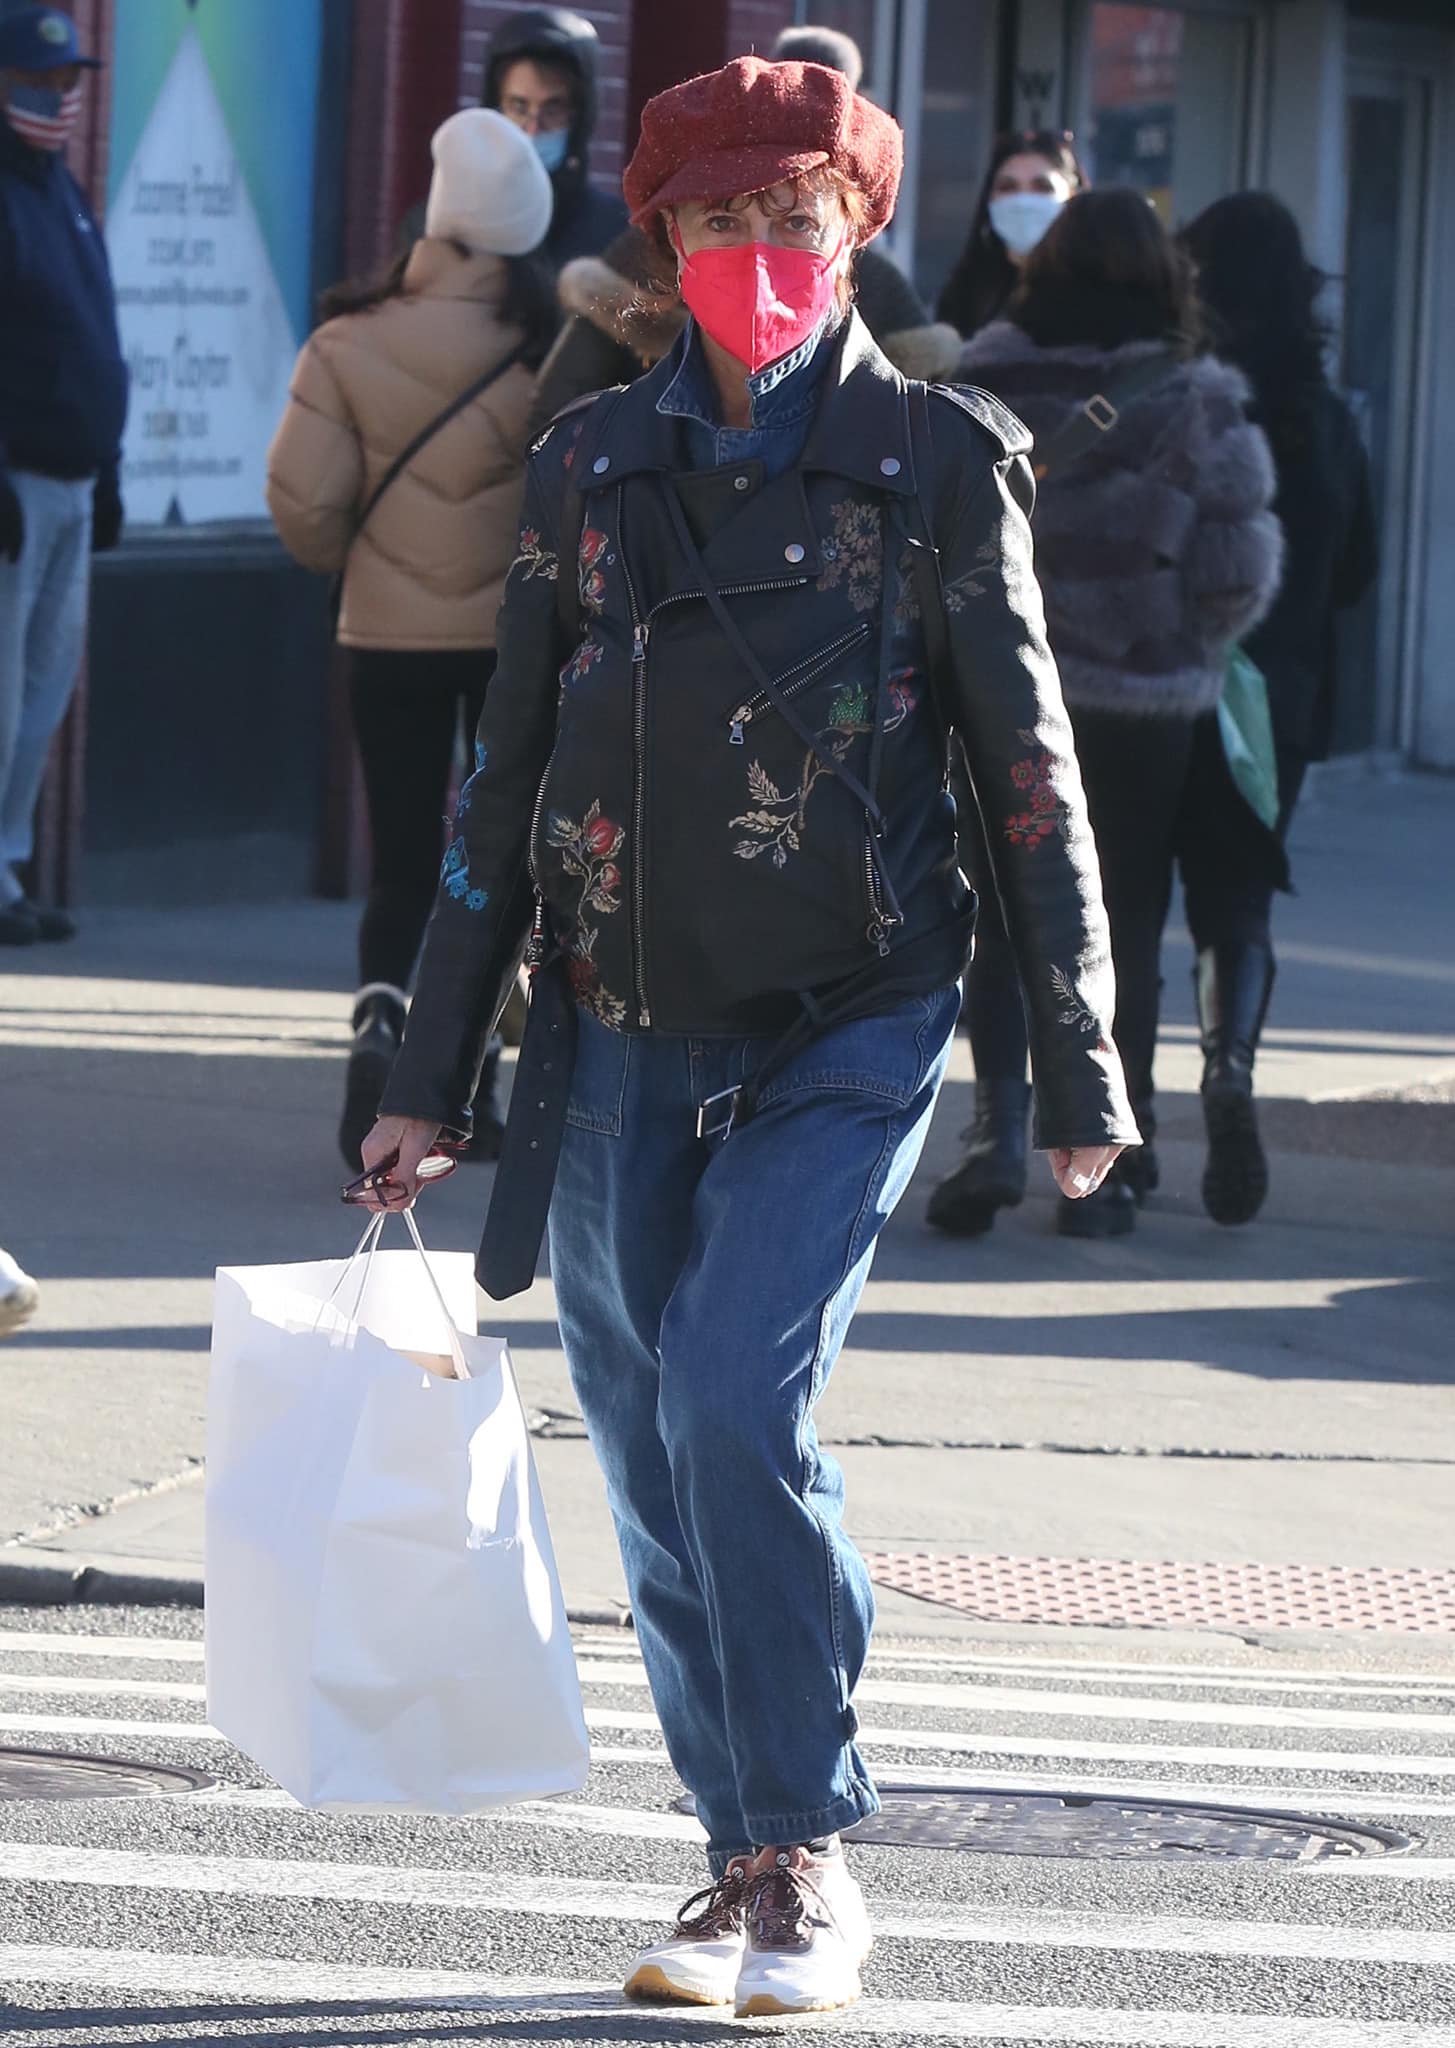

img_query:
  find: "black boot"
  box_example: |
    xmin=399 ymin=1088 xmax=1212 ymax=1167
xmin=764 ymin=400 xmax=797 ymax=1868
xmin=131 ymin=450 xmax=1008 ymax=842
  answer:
xmin=1196 ymin=943 xmax=1276 ymax=1226
xmin=1115 ymin=1101 xmax=1159 ymax=1205
xmin=1056 ymin=1176 xmax=1137 ymax=1239
xmin=339 ymin=983 xmax=406 ymax=1171
xmin=464 ymin=1039 xmax=506 ymax=1162
xmin=926 ymin=1079 xmax=1031 ymax=1237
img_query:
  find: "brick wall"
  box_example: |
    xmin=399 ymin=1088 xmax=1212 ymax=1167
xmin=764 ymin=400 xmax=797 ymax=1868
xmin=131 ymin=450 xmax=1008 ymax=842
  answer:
xmin=459 ymin=1 xmax=631 ymax=183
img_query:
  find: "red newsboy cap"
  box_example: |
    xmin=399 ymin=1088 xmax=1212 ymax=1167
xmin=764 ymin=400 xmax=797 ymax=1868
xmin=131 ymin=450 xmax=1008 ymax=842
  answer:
xmin=623 ymin=56 xmax=903 ymax=243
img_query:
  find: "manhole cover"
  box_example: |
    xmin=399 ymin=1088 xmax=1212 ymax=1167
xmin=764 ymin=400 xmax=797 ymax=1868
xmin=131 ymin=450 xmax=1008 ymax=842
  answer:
xmin=673 ymin=1786 xmax=1411 ymax=1861
xmin=0 ymin=1748 xmax=215 ymax=1803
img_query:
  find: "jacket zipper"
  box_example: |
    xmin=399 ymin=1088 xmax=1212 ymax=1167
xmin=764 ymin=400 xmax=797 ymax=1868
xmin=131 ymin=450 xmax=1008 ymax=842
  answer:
xmin=863 ymin=828 xmax=901 ymax=958
xmin=618 ymin=504 xmax=653 ymax=1028
xmin=726 ymin=620 xmax=874 ymax=743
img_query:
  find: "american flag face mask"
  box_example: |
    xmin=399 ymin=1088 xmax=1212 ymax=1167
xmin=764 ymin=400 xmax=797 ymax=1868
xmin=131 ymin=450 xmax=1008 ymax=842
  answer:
xmin=3 ymin=81 xmax=82 ymax=152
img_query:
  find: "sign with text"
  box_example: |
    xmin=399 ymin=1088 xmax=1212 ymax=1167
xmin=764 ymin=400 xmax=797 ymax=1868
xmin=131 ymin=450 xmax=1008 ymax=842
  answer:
xmin=106 ymin=3 xmax=322 ymax=526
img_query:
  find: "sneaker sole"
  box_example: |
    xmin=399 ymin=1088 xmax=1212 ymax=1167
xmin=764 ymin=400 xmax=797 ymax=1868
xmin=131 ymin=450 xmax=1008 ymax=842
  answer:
xmin=0 ymin=1284 xmax=40 ymax=1336
xmin=623 ymin=1964 xmax=733 ymax=2007
xmin=736 ymin=1982 xmax=862 ymax=2018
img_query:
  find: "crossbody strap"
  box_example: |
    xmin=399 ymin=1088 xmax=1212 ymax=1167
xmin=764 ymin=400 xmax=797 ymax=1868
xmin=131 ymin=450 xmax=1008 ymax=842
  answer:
xmin=905 ymin=382 xmax=955 ymax=739
xmin=660 ymin=479 xmax=884 ymax=825
xmin=352 ymin=341 xmax=527 ymax=542
xmin=1030 ymin=349 xmax=1174 ymax=480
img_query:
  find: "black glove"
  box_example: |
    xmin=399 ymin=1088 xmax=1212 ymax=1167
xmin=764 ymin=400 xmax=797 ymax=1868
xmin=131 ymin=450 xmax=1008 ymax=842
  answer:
xmin=92 ymin=470 xmax=123 ymax=553
xmin=0 ymin=471 xmax=23 ymax=565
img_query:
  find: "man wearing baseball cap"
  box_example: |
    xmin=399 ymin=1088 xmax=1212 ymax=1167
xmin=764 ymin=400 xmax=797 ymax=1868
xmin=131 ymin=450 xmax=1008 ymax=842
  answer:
xmin=0 ymin=6 xmax=124 ymax=943
xmin=361 ymin=57 xmax=1135 ymax=2015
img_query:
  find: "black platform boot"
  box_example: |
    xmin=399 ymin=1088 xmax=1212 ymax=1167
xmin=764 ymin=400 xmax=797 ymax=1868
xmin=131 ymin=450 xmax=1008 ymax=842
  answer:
xmin=1115 ymin=1100 xmax=1160 ymax=1206
xmin=926 ymin=1078 xmax=1031 ymax=1237
xmin=464 ymin=1037 xmax=507 ymax=1162
xmin=1196 ymin=943 xmax=1276 ymax=1226
xmin=339 ymin=983 xmax=407 ymax=1171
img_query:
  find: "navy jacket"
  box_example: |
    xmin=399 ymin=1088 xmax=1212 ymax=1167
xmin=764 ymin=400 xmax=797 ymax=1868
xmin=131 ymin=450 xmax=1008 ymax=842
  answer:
xmin=0 ymin=121 xmax=127 ymax=482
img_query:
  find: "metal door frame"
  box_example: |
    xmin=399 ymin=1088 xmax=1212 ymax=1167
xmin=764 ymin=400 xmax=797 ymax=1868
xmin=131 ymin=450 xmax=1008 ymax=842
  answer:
xmin=1345 ymin=20 xmax=1445 ymax=760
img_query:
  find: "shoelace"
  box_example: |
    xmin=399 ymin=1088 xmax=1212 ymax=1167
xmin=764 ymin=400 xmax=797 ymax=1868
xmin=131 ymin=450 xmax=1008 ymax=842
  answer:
xmin=744 ymin=1854 xmax=825 ymax=1952
xmin=673 ymin=1862 xmax=750 ymax=1939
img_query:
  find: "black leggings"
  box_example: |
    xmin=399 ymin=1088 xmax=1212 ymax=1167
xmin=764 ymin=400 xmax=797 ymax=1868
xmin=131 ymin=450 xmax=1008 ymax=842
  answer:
xmin=958 ymin=710 xmax=1293 ymax=1132
xmin=349 ymin=647 xmax=495 ymax=990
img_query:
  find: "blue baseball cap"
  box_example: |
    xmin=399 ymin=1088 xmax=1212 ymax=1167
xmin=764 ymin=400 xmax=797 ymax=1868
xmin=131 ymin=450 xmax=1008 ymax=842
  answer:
xmin=0 ymin=7 xmax=102 ymax=71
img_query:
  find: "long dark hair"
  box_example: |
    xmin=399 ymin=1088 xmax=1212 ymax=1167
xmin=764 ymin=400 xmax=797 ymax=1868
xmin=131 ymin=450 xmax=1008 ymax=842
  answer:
xmin=1010 ymin=188 xmax=1203 ymax=356
xmin=1180 ymin=192 xmax=1331 ymax=425
xmin=937 ymin=129 xmax=1087 ymax=338
xmin=318 ymin=244 xmax=559 ymax=369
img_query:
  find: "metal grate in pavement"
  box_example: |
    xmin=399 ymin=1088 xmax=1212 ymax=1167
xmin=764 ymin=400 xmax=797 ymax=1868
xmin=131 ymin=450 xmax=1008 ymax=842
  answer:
xmin=0 ymin=1748 xmax=215 ymax=1803
xmin=864 ymin=1552 xmax=1455 ymax=1633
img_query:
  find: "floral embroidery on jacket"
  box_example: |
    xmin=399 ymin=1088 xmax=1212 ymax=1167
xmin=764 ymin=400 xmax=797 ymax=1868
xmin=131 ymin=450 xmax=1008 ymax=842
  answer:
xmin=1051 ymin=965 xmax=1112 ymax=1054
xmin=440 ymin=835 xmax=489 ymax=913
xmin=817 ymin=499 xmax=882 ymax=613
xmin=546 ymin=801 xmax=628 ymax=1028
xmin=731 ymin=695 xmax=874 ymax=869
xmin=564 ymin=635 xmax=604 ymax=685
xmin=511 ymin=528 xmax=558 ymax=582
xmin=1004 ymin=730 xmax=1067 ymax=851
xmin=894 ymin=539 xmax=998 ymax=622
xmin=578 ymin=525 xmax=609 ymax=615
xmin=885 ymin=669 xmax=919 ymax=732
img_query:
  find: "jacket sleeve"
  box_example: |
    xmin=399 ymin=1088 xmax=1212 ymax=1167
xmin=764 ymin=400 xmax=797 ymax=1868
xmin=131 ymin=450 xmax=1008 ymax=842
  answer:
xmin=265 ymin=335 xmax=362 ymax=574
xmin=1178 ymin=384 xmax=1283 ymax=653
xmin=378 ymin=434 xmax=573 ymax=1134
xmin=1333 ymin=407 xmax=1379 ymax=609
xmin=938 ymin=435 xmax=1140 ymax=1153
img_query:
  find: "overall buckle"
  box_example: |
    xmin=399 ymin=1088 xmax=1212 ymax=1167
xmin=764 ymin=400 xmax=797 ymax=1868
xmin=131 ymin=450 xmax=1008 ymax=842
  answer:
xmin=695 ymin=1084 xmax=741 ymax=1140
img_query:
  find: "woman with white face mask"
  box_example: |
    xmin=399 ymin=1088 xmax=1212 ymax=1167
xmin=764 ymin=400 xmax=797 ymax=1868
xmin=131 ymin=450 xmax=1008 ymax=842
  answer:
xmin=938 ymin=128 xmax=1086 ymax=340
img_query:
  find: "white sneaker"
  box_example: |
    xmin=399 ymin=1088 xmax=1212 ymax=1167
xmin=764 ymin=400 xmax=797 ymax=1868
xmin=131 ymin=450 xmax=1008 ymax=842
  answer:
xmin=0 ymin=1248 xmax=38 ymax=1338
xmin=734 ymin=1838 xmax=874 ymax=2018
xmin=622 ymin=1855 xmax=753 ymax=2006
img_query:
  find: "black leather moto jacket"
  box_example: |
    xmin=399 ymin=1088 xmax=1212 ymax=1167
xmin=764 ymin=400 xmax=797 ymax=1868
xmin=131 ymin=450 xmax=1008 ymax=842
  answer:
xmin=382 ymin=314 xmax=1137 ymax=1153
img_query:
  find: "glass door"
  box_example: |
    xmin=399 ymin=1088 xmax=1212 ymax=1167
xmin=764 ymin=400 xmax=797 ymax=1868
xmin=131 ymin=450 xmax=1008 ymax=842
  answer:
xmin=1338 ymin=57 xmax=1435 ymax=758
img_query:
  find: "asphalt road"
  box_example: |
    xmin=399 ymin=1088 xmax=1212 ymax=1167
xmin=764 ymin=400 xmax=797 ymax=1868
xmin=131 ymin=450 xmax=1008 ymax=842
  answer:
xmin=0 ymin=1606 xmax=1452 ymax=2045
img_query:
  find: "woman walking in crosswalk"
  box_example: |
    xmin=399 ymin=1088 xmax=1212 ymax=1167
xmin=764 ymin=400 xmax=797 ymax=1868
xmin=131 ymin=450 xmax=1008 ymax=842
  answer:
xmin=356 ymin=54 xmax=1135 ymax=2018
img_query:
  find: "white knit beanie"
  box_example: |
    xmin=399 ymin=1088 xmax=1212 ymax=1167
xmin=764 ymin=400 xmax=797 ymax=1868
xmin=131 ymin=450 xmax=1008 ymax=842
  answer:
xmin=424 ymin=108 xmax=554 ymax=257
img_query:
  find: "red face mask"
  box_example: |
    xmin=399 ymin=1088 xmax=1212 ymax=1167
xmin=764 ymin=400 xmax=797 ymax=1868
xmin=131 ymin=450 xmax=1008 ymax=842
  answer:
xmin=674 ymin=227 xmax=847 ymax=375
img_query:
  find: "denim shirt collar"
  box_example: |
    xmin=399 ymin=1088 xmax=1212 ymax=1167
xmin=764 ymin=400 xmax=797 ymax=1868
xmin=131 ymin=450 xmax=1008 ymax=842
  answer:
xmin=657 ymin=314 xmax=837 ymax=442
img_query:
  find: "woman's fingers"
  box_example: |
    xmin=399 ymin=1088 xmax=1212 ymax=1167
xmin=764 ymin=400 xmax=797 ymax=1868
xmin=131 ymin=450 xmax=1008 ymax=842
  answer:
xmin=358 ymin=1116 xmax=442 ymax=1210
xmin=1050 ymin=1143 xmax=1125 ymax=1199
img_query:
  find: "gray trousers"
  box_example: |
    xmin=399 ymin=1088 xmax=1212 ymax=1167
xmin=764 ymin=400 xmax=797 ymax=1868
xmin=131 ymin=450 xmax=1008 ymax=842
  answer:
xmin=0 ymin=471 xmax=92 ymax=905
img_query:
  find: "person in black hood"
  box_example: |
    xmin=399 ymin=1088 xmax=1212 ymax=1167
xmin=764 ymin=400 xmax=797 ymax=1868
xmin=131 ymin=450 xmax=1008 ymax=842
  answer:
xmin=483 ymin=7 xmax=627 ymax=269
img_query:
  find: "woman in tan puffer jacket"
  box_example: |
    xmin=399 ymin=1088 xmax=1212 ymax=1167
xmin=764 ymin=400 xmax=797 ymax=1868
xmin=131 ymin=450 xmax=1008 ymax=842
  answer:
xmin=268 ymin=109 xmax=557 ymax=1169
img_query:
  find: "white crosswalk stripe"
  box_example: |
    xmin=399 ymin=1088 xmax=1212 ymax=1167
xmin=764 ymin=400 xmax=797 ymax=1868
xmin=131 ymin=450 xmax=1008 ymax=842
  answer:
xmin=1 ymin=1946 xmax=1452 ymax=2046
xmin=0 ymin=1623 xmax=1449 ymax=2045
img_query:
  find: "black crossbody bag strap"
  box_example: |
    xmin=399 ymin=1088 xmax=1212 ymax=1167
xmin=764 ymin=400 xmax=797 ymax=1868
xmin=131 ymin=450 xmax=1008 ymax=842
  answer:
xmin=356 ymin=343 xmax=527 ymax=535
xmin=660 ymin=480 xmax=884 ymax=824
xmin=1030 ymin=348 xmax=1174 ymax=480
xmin=905 ymin=382 xmax=955 ymax=742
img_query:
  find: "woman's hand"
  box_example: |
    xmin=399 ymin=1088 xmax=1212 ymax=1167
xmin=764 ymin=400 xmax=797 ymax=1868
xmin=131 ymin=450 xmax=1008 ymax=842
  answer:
xmin=1049 ymin=1145 xmax=1125 ymax=1200
xmin=358 ymin=1116 xmax=443 ymax=1210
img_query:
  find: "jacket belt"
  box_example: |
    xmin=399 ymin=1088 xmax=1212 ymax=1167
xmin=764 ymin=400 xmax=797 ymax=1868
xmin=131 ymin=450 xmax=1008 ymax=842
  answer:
xmin=474 ymin=909 xmax=974 ymax=1303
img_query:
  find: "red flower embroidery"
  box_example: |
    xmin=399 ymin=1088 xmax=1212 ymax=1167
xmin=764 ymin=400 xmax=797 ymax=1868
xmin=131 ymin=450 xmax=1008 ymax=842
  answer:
xmin=1003 ymin=734 xmax=1064 ymax=851
xmin=579 ymin=526 xmax=608 ymax=570
xmin=585 ymin=815 xmax=619 ymax=856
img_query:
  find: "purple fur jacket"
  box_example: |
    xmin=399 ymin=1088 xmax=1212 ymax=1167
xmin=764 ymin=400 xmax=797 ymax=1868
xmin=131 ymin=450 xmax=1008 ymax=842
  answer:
xmin=956 ymin=322 xmax=1283 ymax=718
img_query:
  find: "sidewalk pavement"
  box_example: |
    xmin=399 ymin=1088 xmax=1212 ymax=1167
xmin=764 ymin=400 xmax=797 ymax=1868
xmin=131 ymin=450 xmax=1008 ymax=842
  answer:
xmin=1 ymin=766 xmax=1452 ymax=1643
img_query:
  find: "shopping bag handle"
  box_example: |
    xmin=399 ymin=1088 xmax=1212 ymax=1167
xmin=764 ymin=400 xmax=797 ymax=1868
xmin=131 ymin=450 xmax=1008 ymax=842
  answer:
xmin=317 ymin=1210 xmax=472 ymax=1380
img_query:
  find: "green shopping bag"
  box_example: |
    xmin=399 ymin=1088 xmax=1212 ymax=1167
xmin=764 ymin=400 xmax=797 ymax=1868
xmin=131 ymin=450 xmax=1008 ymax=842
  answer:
xmin=1217 ymin=646 xmax=1280 ymax=833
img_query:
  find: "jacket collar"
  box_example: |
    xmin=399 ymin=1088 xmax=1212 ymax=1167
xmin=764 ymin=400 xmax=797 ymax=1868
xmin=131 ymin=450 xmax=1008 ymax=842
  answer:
xmin=572 ymin=308 xmax=918 ymax=498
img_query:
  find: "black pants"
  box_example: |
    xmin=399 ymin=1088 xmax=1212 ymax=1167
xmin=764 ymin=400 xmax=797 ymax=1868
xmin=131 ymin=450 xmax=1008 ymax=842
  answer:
xmin=350 ymin=647 xmax=495 ymax=991
xmin=959 ymin=709 xmax=1294 ymax=1134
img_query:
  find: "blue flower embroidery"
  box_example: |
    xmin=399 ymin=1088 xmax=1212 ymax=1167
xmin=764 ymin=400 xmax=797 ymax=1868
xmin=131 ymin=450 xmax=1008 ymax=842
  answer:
xmin=440 ymin=835 xmax=488 ymax=910
xmin=474 ymin=740 xmax=487 ymax=772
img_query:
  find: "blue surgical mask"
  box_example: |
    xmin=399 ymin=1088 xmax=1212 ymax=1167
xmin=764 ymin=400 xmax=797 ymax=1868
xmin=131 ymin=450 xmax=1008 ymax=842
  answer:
xmin=988 ymin=191 xmax=1066 ymax=258
xmin=533 ymin=127 xmax=569 ymax=174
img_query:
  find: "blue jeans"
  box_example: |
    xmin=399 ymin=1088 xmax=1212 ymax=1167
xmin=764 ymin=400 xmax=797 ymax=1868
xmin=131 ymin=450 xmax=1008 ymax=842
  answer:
xmin=548 ymin=984 xmax=958 ymax=1869
xmin=0 ymin=471 xmax=92 ymax=905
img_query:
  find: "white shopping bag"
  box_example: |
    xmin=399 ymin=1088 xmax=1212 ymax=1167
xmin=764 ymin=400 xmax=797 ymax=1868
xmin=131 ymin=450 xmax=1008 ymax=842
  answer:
xmin=205 ymin=1211 xmax=589 ymax=1813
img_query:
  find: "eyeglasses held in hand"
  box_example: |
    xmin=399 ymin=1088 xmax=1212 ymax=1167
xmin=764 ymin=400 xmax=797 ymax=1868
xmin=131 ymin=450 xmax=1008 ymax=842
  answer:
xmin=340 ymin=1148 xmax=459 ymax=1206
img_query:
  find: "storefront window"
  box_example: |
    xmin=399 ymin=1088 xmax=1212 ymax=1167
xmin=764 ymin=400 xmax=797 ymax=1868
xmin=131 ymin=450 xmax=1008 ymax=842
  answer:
xmin=1083 ymin=3 xmax=1254 ymax=224
xmin=105 ymin=0 xmax=325 ymax=527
